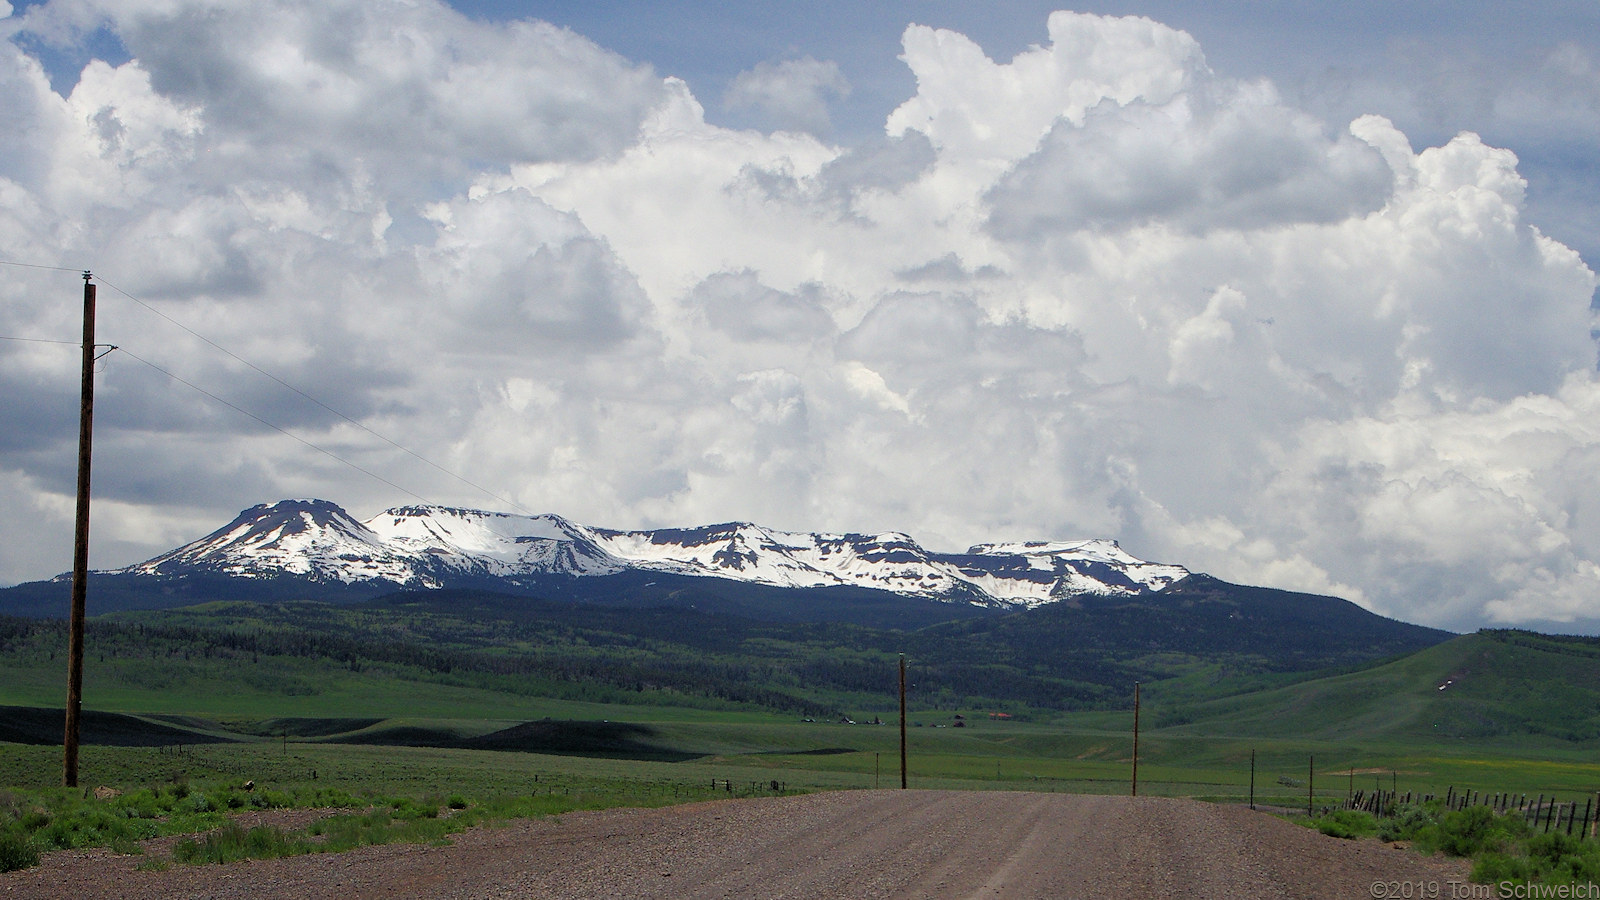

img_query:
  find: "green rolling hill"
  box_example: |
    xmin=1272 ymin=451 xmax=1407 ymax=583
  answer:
xmin=10 ymin=587 xmax=1600 ymax=762
xmin=1150 ymin=629 xmax=1600 ymax=747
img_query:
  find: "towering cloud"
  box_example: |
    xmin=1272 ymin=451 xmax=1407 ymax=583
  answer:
xmin=0 ymin=3 xmax=1594 ymax=632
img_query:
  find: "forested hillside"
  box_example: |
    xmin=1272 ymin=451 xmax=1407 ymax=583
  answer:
xmin=0 ymin=582 xmax=1449 ymax=720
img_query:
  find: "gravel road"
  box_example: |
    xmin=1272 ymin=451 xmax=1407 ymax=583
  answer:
xmin=1 ymin=790 xmax=1471 ymax=899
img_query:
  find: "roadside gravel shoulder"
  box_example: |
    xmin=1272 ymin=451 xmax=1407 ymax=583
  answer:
xmin=1 ymin=791 xmax=1473 ymax=899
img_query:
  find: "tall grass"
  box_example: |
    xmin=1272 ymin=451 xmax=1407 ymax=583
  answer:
xmin=1308 ymin=801 xmax=1600 ymax=887
xmin=0 ymin=755 xmax=768 ymax=874
xmin=172 ymin=821 xmax=311 ymax=865
xmin=0 ymin=778 xmax=363 ymax=872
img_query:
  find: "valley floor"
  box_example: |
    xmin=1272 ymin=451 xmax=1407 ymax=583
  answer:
xmin=4 ymin=790 xmax=1470 ymax=899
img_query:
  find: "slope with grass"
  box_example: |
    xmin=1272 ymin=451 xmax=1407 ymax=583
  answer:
xmin=0 ymin=573 xmax=1449 ymax=730
xmin=1152 ymin=630 xmax=1600 ymax=746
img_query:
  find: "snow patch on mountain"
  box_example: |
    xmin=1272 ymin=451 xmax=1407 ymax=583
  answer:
xmin=118 ymin=499 xmax=1191 ymax=608
xmin=130 ymin=499 xmax=430 ymax=585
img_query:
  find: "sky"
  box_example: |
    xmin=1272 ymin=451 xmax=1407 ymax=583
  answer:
xmin=1 ymin=1 xmax=1597 ymax=635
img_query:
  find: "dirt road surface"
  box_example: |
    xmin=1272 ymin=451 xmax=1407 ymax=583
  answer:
xmin=2 ymin=790 xmax=1471 ymax=899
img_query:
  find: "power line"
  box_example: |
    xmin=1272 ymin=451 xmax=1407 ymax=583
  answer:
xmin=9 ymin=320 xmax=431 ymax=502
xmin=0 ymin=335 xmax=80 ymax=345
xmin=0 ymin=259 xmax=85 ymax=274
xmin=94 ymin=276 xmax=532 ymax=515
xmin=7 ymin=261 xmax=532 ymax=515
xmin=113 ymin=346 xmax=434 ymax=507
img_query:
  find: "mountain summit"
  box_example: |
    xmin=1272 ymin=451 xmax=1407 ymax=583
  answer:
xmin=116 ymin=499 xmax=1189 ymax=610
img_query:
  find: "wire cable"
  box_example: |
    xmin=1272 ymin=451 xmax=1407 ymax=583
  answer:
xmin=6 ymin=260 xmax=530 ymax=515
xmin=0 ymin=259 xmax=85 ymax=274
xmin=112 ymin=347 xmax=434 ymax=507
xmin=0 ymin=335 xmax=80 ymax=345
xmin=94 ymin=276 xmax=532 ymax=515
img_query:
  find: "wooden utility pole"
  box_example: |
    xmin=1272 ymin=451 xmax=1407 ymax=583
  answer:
xmin=63 ymin=272 xmax=96 ymax=788
xmin=898 ymin=653 xmax=907 ymax=789
xmin=1308 ymin=755 xmax=1315 ymax=817
xmin=1131 ymin=682 xmax=1140 ymax=796
xmin=1249 ymin=748 xmax=1255 ymax=810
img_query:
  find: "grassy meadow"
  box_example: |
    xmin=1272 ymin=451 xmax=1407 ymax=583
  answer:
xmin=3 ymin=678 xmax=1598 ymax=811
xmin=3 ymin=621 xmax=1600 ymax=806
xmin=4 ymin=605 xmax=1600 ymax=878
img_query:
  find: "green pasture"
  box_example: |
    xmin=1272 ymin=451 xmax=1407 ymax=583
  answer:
xmin=5 ymin=708 xmax=1598 ymax=813
xmin=0 ymin=652 xmax=780 ymax=724
xmin=5 ymin=627 xmax=1600 ymax=825
xmin=5 ymin=681 xmax=1600 ymax=880
xmin=1156 ymin=630 xmax=1600 ymax=746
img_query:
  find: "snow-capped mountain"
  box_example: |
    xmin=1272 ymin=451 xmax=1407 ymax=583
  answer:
xmin=118 ymin=499 xmax=1190 ymax=609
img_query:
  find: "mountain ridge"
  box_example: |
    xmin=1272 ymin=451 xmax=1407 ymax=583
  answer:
xmin=108 ymin=498 xmax=1191 ymax=610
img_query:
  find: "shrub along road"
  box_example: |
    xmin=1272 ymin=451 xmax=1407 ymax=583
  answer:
xmin=4 ymin=790 xmax=1470 ymax=899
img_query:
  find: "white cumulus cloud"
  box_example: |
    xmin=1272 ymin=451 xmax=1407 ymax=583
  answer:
xmin=1 ymin=3 xmax=1596 ymax=635
xmin=724 ymin=55 xmax=850 ymax=136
